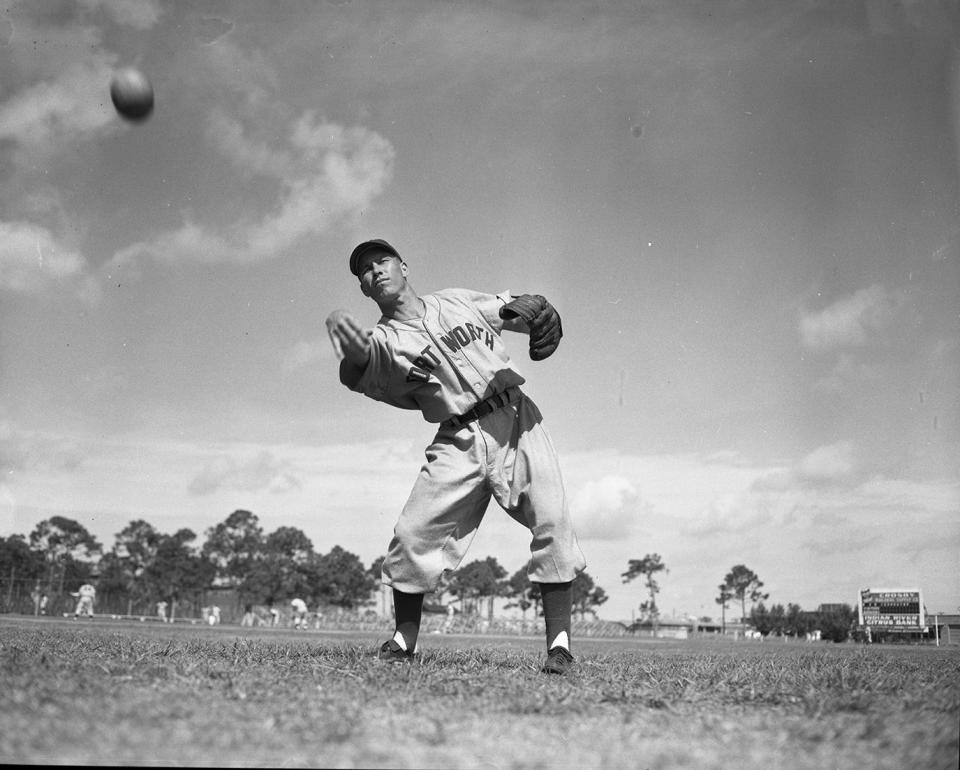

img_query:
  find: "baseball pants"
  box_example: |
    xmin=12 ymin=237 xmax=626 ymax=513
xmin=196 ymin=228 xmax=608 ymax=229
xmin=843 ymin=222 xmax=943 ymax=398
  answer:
xmin=382 ymin=393 xmax=586 ymax=593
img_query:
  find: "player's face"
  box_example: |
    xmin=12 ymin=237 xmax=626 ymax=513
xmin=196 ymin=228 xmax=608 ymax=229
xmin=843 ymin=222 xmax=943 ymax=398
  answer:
xmin=357 ymin=251 xmax=407 ymax=300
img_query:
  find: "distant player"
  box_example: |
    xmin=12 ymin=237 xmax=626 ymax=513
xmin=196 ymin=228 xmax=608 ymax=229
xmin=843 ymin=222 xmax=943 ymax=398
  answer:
xmin=156 ymin=600 xmax=168 ymax=623
xmin=326 ymin=239 xmax=586 ymax=674
xmin=290 ymin=598 xmax=308 ymax=629
xmin=72 ymin=583 xmax=96 ymax=619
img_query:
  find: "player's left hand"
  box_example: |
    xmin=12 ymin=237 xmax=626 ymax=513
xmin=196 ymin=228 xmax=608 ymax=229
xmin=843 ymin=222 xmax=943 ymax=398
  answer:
xmin=500 ymin=294 xmax=563 ymax=360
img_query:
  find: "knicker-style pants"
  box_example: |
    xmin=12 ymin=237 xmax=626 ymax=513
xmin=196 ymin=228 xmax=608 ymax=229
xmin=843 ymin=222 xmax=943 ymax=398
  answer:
xmin=382 ymin=393 xmax=586 ymax=593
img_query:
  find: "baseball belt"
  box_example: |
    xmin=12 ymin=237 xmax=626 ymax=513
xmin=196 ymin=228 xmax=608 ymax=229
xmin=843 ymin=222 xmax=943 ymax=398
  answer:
xmin=444 ymin=387 xmax=522 ymax=429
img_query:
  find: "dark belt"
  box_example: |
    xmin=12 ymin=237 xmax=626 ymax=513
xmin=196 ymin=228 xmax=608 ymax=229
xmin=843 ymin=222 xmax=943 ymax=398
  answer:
xmin=444 ymin=387 xmax=521 ymax=429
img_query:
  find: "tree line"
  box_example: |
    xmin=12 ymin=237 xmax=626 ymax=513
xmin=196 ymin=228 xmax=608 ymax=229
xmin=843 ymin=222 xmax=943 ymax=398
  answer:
xmin=2 ymin=515 xmax=852 ymax=635
xmin=622 ymin=554 xmax=855 ymax=640
xmin=0 ymin=510 xmax=609 ymax=620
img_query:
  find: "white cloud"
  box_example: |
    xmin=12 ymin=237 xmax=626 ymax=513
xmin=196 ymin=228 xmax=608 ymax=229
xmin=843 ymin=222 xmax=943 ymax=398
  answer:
xmin=811 ymin=353 xmax=882 ymax=393
xmin=797 ymin=441 xmax=855 ymax=484
xmin=188 ymin=450 xmax=300 ymax=496
xmin=0 ymin=220 xmax=97 ymax=299
xmin=801 ymin=531 xmax=884 ymax=558
xmin=205 ymin=109 xmax=295 ymax=178
xmin=686 ymin=492 xmax=767 ymax=536
xmin=78 ymin=0 xmax=163 ymax=30
xmin=753 ymin=441 xmax=858 ymax=490
xmin=0 ymin=62 xmax=118 ymax=160
xmin=799 ymin=284 xmax=901 ymax=350
xmin=110 ymin=114 xmax=395 ymax=268
xmin=0 ymin=424 xmax=85 ymax=475
xmin=856 ymin=475 xmax=960 ymax=512
xmin=570 ymin=475 xmax=648 ymax=540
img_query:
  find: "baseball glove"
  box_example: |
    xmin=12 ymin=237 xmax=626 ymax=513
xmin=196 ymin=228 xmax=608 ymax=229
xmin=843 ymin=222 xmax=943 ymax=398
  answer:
xmin=499 ymin=294 xmax=563 ymax=360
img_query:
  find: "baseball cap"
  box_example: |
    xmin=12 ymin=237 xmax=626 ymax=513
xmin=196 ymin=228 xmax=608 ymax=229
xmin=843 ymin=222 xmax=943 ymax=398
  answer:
xmin=349 ymin=239 xmax=401 ymax=276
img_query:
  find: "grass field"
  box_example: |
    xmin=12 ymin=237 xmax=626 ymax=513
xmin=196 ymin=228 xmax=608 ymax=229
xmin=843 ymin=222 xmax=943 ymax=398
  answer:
xmin=1 ymin=616 xmax=957 ymax=768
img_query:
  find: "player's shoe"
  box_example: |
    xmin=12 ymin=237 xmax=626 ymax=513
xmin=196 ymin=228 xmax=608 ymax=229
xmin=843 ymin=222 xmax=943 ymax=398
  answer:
xmin=541 ymin=646 xmax=575 ymax=675
xmin=378 ymin=639 xmax=416 ymax=663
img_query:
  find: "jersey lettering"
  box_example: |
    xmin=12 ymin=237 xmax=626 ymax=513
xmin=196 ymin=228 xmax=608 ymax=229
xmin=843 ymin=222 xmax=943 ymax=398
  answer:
xmin=411 ymin=345 xmax=441 ymax=373
xmin=352 ymin=289 xmax=526 ymax=423
xmin=407 ymin=345 xmax=440 ymax=383
xmin=406 ymin=366 xmax=431 ymax=384
xmin=440 ymin=324 xmax=495 ymax=354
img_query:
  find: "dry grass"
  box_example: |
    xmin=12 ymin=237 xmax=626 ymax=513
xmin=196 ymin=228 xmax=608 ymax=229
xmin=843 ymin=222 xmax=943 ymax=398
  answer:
xmin=1 ymin=617 xmax=957 ymax=768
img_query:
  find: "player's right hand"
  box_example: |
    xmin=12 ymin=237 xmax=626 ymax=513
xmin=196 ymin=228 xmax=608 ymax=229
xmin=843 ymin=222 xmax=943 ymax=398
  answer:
xmin=325 ymin=310 xmax=372 ymax=367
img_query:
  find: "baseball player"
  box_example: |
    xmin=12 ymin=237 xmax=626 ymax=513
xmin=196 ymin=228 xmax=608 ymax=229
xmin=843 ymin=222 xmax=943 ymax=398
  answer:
xmin=326 ymin=239 xmax=586 ymax=674
xmin=72 ymin=583 xmax=96 ymax=619
xmin=290 ymin=597 xmax=309 ymax=629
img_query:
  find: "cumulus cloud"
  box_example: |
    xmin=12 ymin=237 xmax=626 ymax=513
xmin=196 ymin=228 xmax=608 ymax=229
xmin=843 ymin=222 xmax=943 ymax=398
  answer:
xmin=0 ymin=6 xmax=160 ymax=297
xmin=797 ymin=441 xmax=855 ymax=484
xmin=682 ymin=491 xmax=786 ymax=537
xmin=0 ymin=423 xmax=85 ymax=475
xmin=1 ymin=6 xmax=394 ymax=294
xmin=0 ymin=61 xmax=118 ymax=163
xmin=78 ymin=0 xmax=163 ymax=30
xmin=799 ymin=284 xmax=901 ymax=351
xmin=754 ymin=441 xmax=857 ymax=491
xmin=811 ymin=353 xmax=883 ymax=393
xmin=0 ymin=221 xmax=98 ymax=299
xmin=205 ymin=108 xmax=296 ymax=178
xmin=188 ymin=450 xmax=300 ymax=496
xmin=0 ymin=2 xmax=159 ymax=156
xmin=570 ymin=475 xmax=648 ymax=540
xmin=802 ymin=531 xmax=883 ymax=557
xmin=110 ymin=113 xmax=395 ymax=268
xmin=103 ymin=34 xmax=395 ymax=272
xmin=856 ymin=475 xmax=960 ymax=512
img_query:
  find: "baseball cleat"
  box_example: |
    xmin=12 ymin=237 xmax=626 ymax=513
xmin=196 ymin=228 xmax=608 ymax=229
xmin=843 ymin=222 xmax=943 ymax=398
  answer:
xmin=541 ymin=646 xmax=574 ymax=675
xmin=378 ymin=639 xmax=416 ymax=663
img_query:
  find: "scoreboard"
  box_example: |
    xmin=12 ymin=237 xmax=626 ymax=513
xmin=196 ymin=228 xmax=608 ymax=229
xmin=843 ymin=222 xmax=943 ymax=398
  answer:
xmin=858 ymin=588 xmax=926 ymax=632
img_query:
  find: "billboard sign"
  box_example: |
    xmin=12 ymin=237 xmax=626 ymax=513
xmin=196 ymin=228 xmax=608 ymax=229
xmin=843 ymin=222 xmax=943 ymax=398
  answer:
xmin=858 ymin=588 xmax=925 ymax=632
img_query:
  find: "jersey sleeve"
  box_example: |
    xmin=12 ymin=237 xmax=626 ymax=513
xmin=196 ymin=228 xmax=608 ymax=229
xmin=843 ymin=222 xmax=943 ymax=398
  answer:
xmin=439 ymin=288 xmax=521 ymax=333
xmin=345 ymin=326 xmax=389 ymax=400
xmin=486 ymin=290 xmax=529 ymax=334
xmin=342 ymin=327 xmax=423 ymax=412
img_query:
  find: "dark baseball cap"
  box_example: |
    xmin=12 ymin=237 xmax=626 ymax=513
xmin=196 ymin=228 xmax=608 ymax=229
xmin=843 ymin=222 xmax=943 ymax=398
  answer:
xmin=349 ymin=239 xmax=401 ymax=276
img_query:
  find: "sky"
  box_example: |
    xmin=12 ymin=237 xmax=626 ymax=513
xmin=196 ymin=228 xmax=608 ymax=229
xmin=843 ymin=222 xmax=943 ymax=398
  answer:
xmin=1 ymin=0 xmax=958 ymax=622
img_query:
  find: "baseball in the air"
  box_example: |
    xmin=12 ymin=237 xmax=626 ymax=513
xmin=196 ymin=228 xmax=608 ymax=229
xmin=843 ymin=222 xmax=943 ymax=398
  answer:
xmin=110 ymin=68 xmax=154 ymax=122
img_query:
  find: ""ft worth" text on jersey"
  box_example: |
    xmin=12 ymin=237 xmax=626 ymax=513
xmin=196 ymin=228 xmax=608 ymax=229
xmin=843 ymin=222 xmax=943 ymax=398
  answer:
xmin=406 ymin=322 xmax=496 ymax=383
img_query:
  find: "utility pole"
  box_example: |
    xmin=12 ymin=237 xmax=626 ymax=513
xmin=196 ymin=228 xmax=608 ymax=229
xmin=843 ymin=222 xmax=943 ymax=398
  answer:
xmin=6 ymin=564 xmax=14 ymax=608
